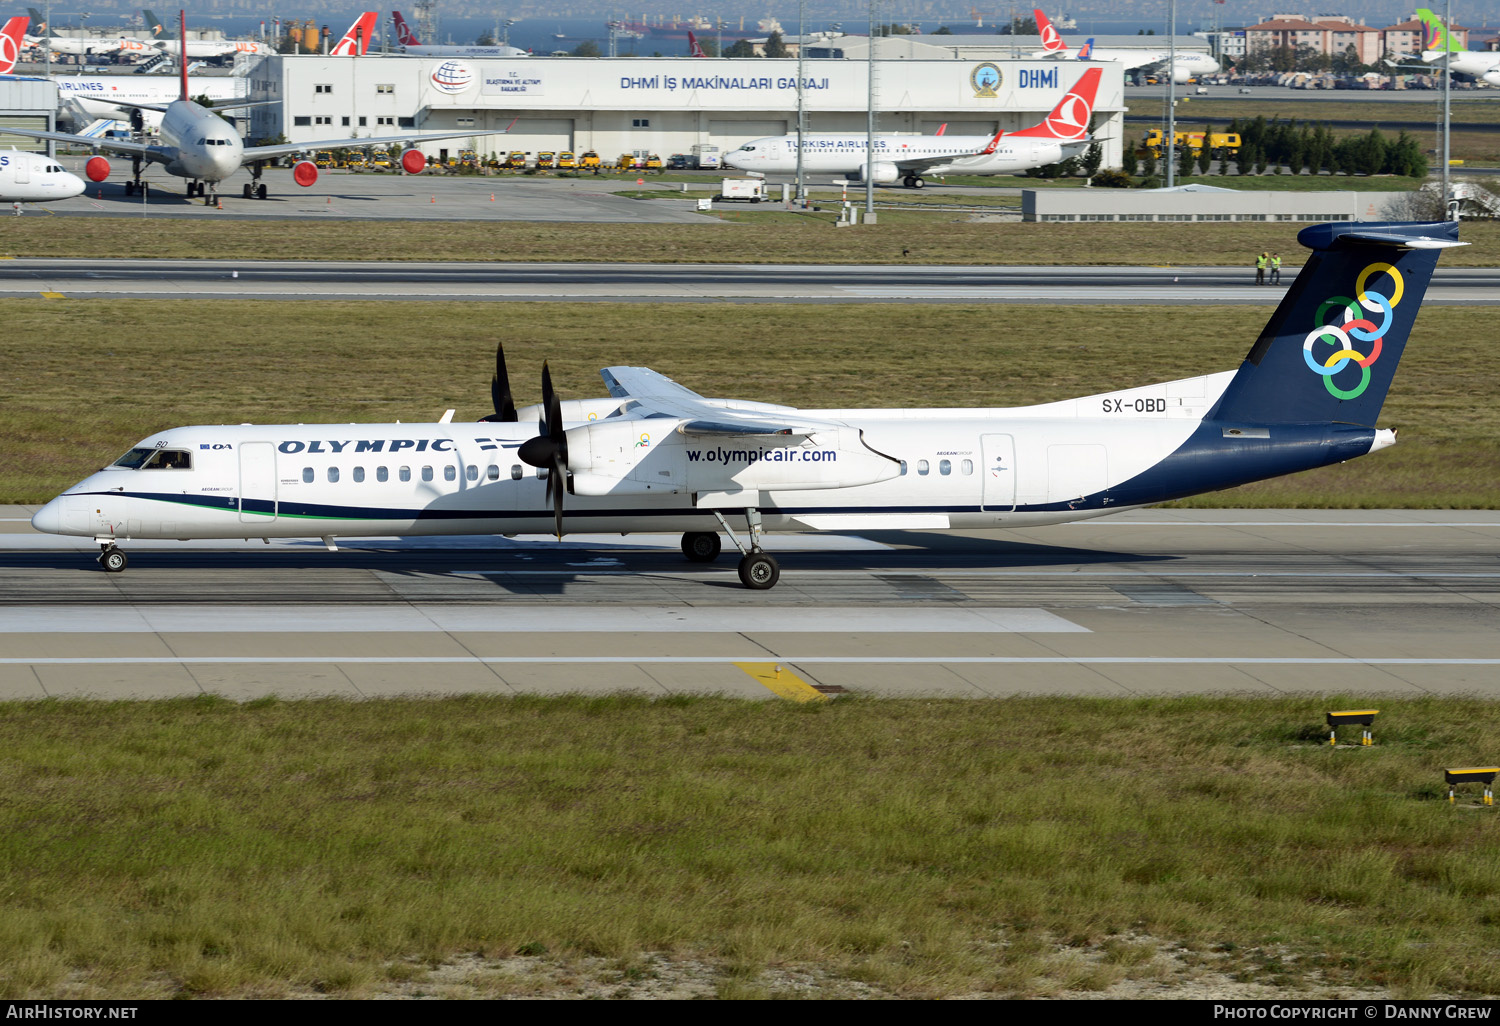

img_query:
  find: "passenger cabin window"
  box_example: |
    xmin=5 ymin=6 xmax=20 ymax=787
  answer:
xmin=421 ymin=466 xmax=434 ymax=482
xmin=917 ymin=460 xmax=930 ymax=476
xmin=399 ymin=466 xmax=411 ymax=482
xmin=327 ymin=467 xmax=339 ymax=483
xmin=444 ymin=465 xmax=457 ymax=482
xmin=511 ymin=465 xmax=523 ymax=481
xmin=143 ymin=449 xmax=191 ymax=470
xmin=962 ymin=459 xmax=974 ymax=475
xmin=353 ymin=466 xmax=365 ymax=483
xmin=467 ymin=465 xmax=479 ymax=482
xmin=302 ymin=467 xmax=314 ymax=483
xmin=899 ymin=460 xmax=908 ymax=476
xmin=939 ymin=459 xmax=952 ymax=476
xmin=487 ymin=465 xmax=500 ymax=481
xmin=377 ymin=466 xmax=389 ymax=483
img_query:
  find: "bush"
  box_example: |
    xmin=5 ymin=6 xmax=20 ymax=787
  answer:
xmin=1136 ymin=175 xmax=1162 ymax=189
xmin=1090 ymin=169 xmax=1134 ymax=189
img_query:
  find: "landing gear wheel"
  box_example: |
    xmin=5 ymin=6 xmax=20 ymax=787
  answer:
xmin=911 ymin=176 xmax=925 ymax=189
xmin=243 ymin=183 xmax=253 ymax=198
xmin=256 ymin=183 xmax=267 ymax=200
xmin=124 ymin=181 xmax=135 ymax=196
xmin=99 ymin=548 xmax=127 ymax=573
xmin=737 ymin=552 xmax=779 ymax=590
xmin=681 ymin=531 xmax=722 ymax=563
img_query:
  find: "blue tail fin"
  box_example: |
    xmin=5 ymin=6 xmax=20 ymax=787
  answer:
xmin=1209 ymin=221 xmax=1461 ymax=428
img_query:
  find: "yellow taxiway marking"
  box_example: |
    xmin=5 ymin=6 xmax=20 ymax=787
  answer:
xmin=734 ymin=661 xmax=829 ymax=703
xmin=40 ymin=292 xmax=65 ymax=300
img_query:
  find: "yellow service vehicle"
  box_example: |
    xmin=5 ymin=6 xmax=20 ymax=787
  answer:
xmin=535 ymin=151 xmax=556 ymax=169
xmin=504 ymin=150 xmax=527 ymax=169
xmin=557 ymin=150 xmax=577 ymax=170
xmin=314 ymin=150 xmax=336 ymax=169
xmin=615 ymin=152 xmax=635 ymax=170
xmin=458 ymin=149 xmax=478 ymax=168
xmin=370 ymin=149 xmax=394 ymax=170
xmin=580 ymin=150 xmax=601 ymax=169
xmin=1142 ymin=130 xmax=1241 ymax=158
xmin=644 ymin=153 xmax=663 ymax=172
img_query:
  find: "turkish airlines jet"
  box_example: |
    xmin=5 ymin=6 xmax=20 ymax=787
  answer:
xmin=32 ymin=221 xmax=1462 ymax=589
xmin=0 ymin=15 xmax=27 ymax=72
xmin=389 ymin=9 xmax=527 ymax=57
xmin=1032 ymin=8 xmax=1217 ymax=84
xmin=2 ymin=12 xmax=496 ymax=204
xmin=1415 ymin=8 xmax=1500 ymax=85
xmin=0 ymin=148 xmax=85 ymax=202
xmin=724 ymin=66 xmax=1100 ymax=189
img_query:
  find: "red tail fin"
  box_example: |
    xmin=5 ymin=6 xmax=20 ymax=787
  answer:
xmin=1008 ymin=66 xmax=1101 ymax=140
xmin=687 ymin=30 xmax=706 ymax=57
xmin=393 ymin=10 xmax=420 ymax=46
xmin=1034 ymin=8 xmax=1067 ymax=53
xmin=179 ymin=10 xmax=189 ymax=102
xmin=0 ymin=16 xmax=27 ymax=74
xmin=331 ymin=11 xmax=378 ymax=55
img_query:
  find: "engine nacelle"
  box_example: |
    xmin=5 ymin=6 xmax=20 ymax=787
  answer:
xmin=400 ymin=148 xmax=426 ymax=174
xmin=851 ymin=161 xmax=901 ymax=184
xmin=1170 ymin=65 xmax=1193 ymax=84
xmin=292 ymin=160 xmax=318 ymax=188
xmin=1484 ymin=69 xmax=1500 ymax=87
xmin=84 ymin=156 xmax=110 ymax=182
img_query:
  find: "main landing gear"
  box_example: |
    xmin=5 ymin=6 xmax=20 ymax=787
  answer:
xmin=123 ymin=156 xmax=145 ymax=196
xmin=98 ymin=543 xmax=127 ymax=573
xmin=903 ymin=175 xmax=925 ymax=189
xmin=243 ymin=162 xmax=269 ymax=200
xmin=705 ymin=510 xmax=780 ymax=591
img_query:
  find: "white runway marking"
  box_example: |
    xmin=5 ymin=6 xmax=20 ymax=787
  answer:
xmin=4 ymin=656 xmax=1499 ymax=666
xmin=0 ymin=605 xmax=1088 ymax=634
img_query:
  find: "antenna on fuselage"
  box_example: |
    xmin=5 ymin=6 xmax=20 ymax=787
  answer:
xmin=178 ymin=9 xmax=188 ymax=102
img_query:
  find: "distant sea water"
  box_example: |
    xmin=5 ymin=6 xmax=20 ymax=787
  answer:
xmin=127 ymin=13 xmax=1180 ymax=57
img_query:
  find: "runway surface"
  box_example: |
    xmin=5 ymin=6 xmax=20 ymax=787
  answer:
xmin=3 ymin=508 xmax=1497 ymax=701
xmin=6 ymin=258 xmax=1500 ymax=304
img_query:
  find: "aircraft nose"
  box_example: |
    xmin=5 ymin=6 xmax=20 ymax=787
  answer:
xmin=62 ymin=173 xmax=85 ymax=198
xmin=31 ymin=498 xmax=62 ymax=535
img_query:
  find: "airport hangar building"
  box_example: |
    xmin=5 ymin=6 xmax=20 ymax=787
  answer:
xmin=245 ymin=53 xmax=1127 ymax=170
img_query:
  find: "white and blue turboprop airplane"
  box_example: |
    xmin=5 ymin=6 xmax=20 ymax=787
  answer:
xmin=31 ymin=221 xmax=1461 ymax=589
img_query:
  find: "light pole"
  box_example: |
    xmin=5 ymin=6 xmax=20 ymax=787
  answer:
xmin=796 ymin=0 xmax=805 ymax=203
xmin=1166 ymin=0 xmax=1177 ymax=188
xmin=865 ymin=0 xmax=877 ymax=221
xmin=1441 ymin=0 xmax=1451 ymax=215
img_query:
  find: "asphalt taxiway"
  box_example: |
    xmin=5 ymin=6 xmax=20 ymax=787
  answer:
xmin=3 ymin=508 xmax=1496 ymax=701
xmin=6 ymin=258 xmax=1500 ymax=304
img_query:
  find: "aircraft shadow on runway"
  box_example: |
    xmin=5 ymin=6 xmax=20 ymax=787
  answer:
xmin=2 ymin=539 xmax=1176 ymax=598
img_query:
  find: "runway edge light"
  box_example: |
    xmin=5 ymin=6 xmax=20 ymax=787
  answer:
xmin=1444 ymin=768 xmax=1497 ymax=806
xmin=1326 ymin=709 xmax=1378 ymax=747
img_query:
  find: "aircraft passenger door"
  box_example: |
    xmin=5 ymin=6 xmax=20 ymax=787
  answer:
xmin=238 ymin=441 xmax=277 ymax=523
xmin=980 ymin=433 xmax=1015 ymax=512
xmin=14 ymin=158 xmax=28 ymax=185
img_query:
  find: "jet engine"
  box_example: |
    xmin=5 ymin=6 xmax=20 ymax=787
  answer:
xmin=400 ymin=148 xmax=426 ymax=174
xmin=84 ymin=156 xmax=110 ymax=182
xmin=292 ymin=160 xmax=318 ymax=187
xmin=1484 ymin=69 xmax=1500 ymax=87
xmin=1170 ymin=65 xmax=1193 ymax=84
xmin=129 ymin=107 xmax=145 ymax=132
xmin=851 ymin=161 xmax=900 ymax=184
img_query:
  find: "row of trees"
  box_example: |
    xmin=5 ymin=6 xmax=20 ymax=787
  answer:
xmin=1234 ymin=42 xmax=1385 ymax=76
xmin=1116 ymin=119 xmax=1426 ymax=179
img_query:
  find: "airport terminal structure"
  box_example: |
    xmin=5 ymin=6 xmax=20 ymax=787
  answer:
xmin=244 ymin=53 xmax=1127 ymax=168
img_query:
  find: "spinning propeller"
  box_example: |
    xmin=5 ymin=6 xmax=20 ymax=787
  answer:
xmin=517 ymin=363 xmax=570 ymax=538
xmin=479 ymin=343 xmax=518 ymax=423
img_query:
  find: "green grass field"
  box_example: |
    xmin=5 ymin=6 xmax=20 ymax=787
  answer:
xmin=1 ymin=694 xmax=1497 ymax=999
xmin=3 ymin=300 xmax=1495 ymax=507
xmin=5 ymin=218 xmax=1499 ymax=265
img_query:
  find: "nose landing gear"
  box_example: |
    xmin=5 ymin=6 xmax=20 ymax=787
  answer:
xmin=709 ymin=510 xmax=780 ymax=590
xmin=98 ymin=544 xmax=127 ymax=573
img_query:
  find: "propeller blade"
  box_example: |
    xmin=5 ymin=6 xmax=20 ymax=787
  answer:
xmin=488 ymin=342 xmax=517 ymax=422
xmin=552 ymin=463 xmax=564 ymax=538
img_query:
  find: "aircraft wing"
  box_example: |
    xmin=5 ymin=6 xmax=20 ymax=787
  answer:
xmin=241 ymin=125 xmax=511 ymax=163
xmin=0 ymin=126 xmax=158 ymax=159
xmin=600 ymin=366 xmax=826 ymax=437
xmin=890 ymin=150 xmax=989 ymax=174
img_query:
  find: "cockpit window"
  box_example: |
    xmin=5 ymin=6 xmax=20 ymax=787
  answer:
xmin=740 ymin=145 xmax=755 ymax=152
xmin=112 ymin=447 xmax=156 ymax=469
xmin=143 ymin=449 xmax=192 ymax=470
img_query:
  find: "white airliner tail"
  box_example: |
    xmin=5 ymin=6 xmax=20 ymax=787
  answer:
xmin=1034 ymin=8 xmax=1068 ymax=53
xmin=0 ymin=15 xmax=28 ymax=74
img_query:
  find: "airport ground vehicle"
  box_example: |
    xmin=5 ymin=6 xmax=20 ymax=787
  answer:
xmin=645 ymin=153 xmax=663 ymax=172
xmin=615 ymin=153 xmax=636 ymax=170
xmin=557 ymin=151 xmax=577 ymax=170
xmin=692 ymin=143 xmax=721 ymax=169
xmin=536 ymin=151 xmax=556 ymax=170
xmin=369 ymin=149 xmax=394 ymax=170
xmin=504 ymin=151 xmax=527 ymax=169
xmin=314 ymin=151 xmax=336 ymax=169
xmin=715 ymin=177 xmax=767 ymax=202
xmin=345 ymin=152 xmax=367 ymax=170
xmin=1141 ymin=130 xmax=1241 ymax=159
xmin=580 ymin=150 xmax=601 ymax=169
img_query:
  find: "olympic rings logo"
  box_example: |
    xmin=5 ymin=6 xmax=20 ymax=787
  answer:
xmin=1303 ymin=262 xmax=1403 ymax=401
